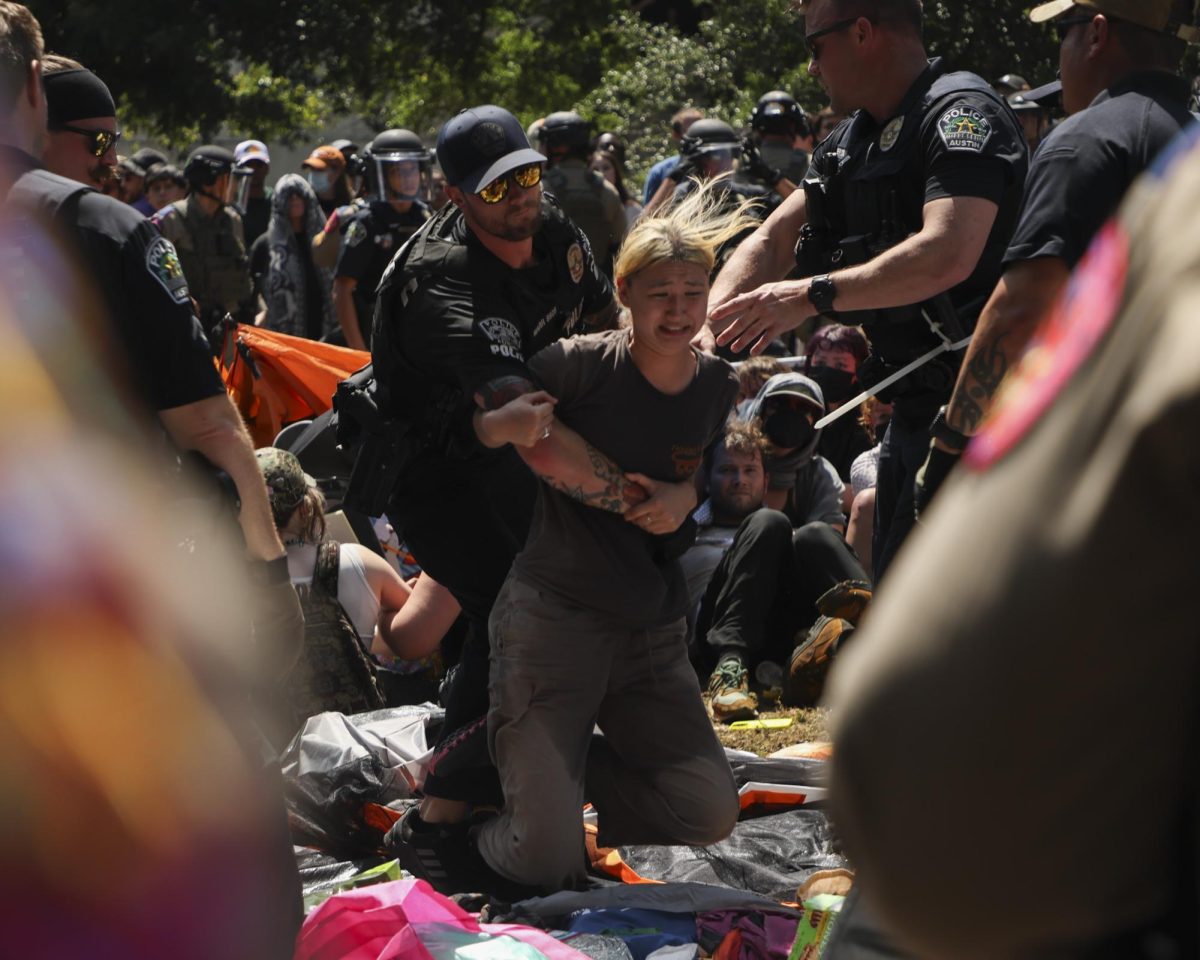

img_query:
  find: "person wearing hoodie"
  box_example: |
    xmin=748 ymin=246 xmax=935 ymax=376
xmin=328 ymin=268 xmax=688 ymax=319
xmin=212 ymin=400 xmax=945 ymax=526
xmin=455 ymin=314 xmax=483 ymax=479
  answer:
xmin=695 ymin=374 xmax=869 ymax=722
xmin=745 ymin=371 xmax=845 ymax=527
xmin=249 ymin=173 xmax=335 ymax=341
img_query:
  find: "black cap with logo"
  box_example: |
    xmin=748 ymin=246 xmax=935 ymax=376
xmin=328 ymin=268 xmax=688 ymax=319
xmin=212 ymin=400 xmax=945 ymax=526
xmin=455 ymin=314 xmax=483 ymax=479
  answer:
xmin=436 ymin=105 xmax=546 ymax=194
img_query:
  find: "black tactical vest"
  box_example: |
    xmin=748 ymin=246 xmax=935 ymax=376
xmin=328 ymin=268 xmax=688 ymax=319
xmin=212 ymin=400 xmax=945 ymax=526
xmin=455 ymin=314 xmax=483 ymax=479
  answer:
xmin=803 ymin=62 xmax=1018 ymax=367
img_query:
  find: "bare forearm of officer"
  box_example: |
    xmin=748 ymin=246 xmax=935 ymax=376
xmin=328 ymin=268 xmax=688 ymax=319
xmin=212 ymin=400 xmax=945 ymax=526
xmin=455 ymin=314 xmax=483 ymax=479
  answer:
xmin=333 ymin=276 xmax=366 ymax=351
xmin=942 ymin=257 xmax=1069 ymax=438
xmin=474 ymin=375 xmax=645 ymax=514
xmin=707 ymin=187 xmax=809 ymax=330
xmin=158 ymin=394 xmax=286 ymax=562
xmin=827 ymin=196 xmax=999 ymax=313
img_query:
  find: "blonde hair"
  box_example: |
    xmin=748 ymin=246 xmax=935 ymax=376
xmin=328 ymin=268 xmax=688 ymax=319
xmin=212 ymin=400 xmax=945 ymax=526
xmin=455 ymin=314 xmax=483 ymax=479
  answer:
xmin=614 ymin=175 xmax=763 ymax=288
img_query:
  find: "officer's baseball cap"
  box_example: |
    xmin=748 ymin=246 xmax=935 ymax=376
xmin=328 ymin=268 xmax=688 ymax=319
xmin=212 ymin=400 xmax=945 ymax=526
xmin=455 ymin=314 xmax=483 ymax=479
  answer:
xmin=234 ymin=139 xmax=270 ymax=166
xmin=301 ymin=145 xmax=345 ymax=172
xmin=1029 ymin=0 xmax=1200 ymax=40
xmin=437 ymin=105 xmax=547 ymax=195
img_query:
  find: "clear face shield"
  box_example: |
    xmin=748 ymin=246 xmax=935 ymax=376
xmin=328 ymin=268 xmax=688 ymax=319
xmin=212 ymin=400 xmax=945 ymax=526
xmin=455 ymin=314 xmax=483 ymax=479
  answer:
xmin=371 ymin=154 xmax=431 ymax=203
xmin=229 ymin=165 xmax=253 ymax=214
xmin=694 ymin=143 xmax=738 ymax=177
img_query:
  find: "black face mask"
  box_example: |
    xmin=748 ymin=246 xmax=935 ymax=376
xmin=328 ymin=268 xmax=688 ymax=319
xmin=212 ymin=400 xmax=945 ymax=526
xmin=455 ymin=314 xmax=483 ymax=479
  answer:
xmin=763 ymin=408 xmax=815 ymax=450
xmin=807 ymin=366 xmax=857 ymax=405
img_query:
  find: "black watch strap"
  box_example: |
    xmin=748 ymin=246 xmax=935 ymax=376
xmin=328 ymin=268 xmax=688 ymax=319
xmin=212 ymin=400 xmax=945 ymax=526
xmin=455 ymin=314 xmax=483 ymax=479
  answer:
xmin=930 ymin=405 xmax=969 ymax=450
xmin=808 ymin=274 xmax=838 ymax=316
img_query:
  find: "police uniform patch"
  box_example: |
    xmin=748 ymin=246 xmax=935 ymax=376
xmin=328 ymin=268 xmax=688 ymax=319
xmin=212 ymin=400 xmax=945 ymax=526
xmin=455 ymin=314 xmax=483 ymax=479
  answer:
xmin=478 ymin=317 xmax=524 ymax=361
xmin=345 ymin=220 xmax=367 ymax=248
xmin=145 ymin=236 xmax=190 ymax=305
xmin=566 ymin=242 xmax=584 ymax=284
xmin=879 ymin=117 xmax=904 ymax=152
xmin=937 ymin=104 xmax=993 ymax=152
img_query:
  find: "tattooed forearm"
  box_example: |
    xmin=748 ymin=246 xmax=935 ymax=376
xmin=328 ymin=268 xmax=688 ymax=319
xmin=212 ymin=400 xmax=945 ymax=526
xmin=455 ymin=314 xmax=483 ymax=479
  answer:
xmin=948 ymin=330 xmax=1011 ymax=434
xmin=541 ymin=441 xmax=638 ymax=514
xmin=475 ymin=375 xmax=535 ymax=410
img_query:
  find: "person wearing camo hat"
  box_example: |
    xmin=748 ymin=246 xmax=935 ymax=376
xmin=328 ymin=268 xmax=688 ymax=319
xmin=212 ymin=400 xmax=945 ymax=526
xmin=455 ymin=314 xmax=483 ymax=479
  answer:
xmin=255 ymin=447 xmax=315 ymax=528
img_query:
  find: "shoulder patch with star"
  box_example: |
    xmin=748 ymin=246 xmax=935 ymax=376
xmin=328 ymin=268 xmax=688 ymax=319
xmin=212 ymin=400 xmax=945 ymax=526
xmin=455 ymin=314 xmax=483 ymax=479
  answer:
xmin=937 ymin=103 xmax=993 ymax=152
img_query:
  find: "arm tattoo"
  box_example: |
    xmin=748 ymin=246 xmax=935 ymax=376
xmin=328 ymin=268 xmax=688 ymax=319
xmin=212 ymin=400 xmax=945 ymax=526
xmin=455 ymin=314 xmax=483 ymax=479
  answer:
xmin=544 ymin=441 xmax=631 ymax=514
xmin=958 ymin=331 xmax=1011 ymax=433
xmin=475 ymin=375 xmax=535 ymax=411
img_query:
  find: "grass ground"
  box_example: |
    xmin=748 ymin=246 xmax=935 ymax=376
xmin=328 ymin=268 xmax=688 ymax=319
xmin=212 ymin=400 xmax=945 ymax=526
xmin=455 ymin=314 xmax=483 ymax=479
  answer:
xmin=709 ymin=698 xmax=832 ymax=756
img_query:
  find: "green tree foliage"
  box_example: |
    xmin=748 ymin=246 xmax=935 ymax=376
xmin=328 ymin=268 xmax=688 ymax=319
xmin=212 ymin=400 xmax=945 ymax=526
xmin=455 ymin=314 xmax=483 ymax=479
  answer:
xmin=25 ymin=0 xmax=1193 ymax=159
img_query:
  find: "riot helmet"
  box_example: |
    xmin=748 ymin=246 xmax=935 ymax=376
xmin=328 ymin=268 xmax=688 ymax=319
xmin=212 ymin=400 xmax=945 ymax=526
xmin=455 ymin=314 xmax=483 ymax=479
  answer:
xmin=679 ymin=118 xmax=742 ymax=175
xmin=364 ymin=128 xmax=431 ymax=203
xmin=184 ymin=145 xmax=236 ymax=203
xmin=750 ymin=90 xmax=809 ymax=139
xmin=538 ymin=111 xmax=592 ymax=161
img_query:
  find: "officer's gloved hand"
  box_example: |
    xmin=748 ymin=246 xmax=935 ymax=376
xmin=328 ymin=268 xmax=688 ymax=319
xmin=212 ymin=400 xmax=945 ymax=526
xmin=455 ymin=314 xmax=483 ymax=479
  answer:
xmin=914 ymin=440 xmax=961 ymax=520
xmin=742 ymin=136 xmax=781 ymax=187
xmin=671 ymin=153 xmax=701 ymax=184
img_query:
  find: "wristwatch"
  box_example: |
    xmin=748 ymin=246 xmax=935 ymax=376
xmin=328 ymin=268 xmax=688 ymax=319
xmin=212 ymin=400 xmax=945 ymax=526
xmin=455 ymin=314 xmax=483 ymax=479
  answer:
xmin=807 ymin=274 xmax=838 ymax=316
xmin=929 ymin=405 xmax=969 ymax=451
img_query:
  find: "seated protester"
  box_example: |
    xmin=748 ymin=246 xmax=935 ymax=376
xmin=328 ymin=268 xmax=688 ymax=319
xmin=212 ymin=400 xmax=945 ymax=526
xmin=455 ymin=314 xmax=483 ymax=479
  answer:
xmin=803 ymin=324 xmax=872 ymax=487
xmin=735 ymin=354 xmax=787 ymax=404
xmin=682 ymin=421 xmax=870 ymax=722
xmin=249 ymin=174 xmax=335 ymax=341
xmin=742 ymin=372 xmax=845 ymax=531
xmin=256 ymin=448 xmax=459 ymax=684
xmin=846 ymin=397 xmax=892 ymax=574
xmin=401 ymin=179 xmax=758 ymax=896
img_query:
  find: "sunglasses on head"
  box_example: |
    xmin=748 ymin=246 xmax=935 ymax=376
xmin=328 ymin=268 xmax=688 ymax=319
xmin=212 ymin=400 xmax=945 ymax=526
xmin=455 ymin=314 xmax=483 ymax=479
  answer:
xmin=477 ymin=163 xmax=542 ymax=204
xmin=53 ymin=124 xmax=121 ymax=157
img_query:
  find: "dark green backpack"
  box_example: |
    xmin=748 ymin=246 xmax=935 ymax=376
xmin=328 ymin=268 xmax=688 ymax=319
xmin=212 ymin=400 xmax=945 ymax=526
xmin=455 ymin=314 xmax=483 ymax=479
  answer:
xmin=285 ymin=540 xmax=385 ymax=733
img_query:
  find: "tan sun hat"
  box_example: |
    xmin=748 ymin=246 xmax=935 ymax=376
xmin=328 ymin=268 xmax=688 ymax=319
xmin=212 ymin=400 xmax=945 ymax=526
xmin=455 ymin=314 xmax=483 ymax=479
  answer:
xmin=1029 ymin=0 xmax=1200 ymax=41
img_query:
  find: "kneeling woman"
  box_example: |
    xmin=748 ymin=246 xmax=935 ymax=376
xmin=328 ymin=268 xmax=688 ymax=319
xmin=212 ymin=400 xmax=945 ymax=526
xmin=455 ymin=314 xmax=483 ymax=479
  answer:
xmin=477 ymin=181 xmax=759 ymax=892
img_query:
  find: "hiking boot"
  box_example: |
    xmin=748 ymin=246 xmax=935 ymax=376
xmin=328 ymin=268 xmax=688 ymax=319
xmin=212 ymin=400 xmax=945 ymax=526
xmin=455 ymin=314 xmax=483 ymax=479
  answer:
xmin=387 ymin=806 xmax=538 ymax=903
xmin=707 ymin=653 xmax=758 ymax=723
xmin=785 ymin=616 xmax=854 ymax=707
xmin=815 ymin=579 xmax=873 ymax=624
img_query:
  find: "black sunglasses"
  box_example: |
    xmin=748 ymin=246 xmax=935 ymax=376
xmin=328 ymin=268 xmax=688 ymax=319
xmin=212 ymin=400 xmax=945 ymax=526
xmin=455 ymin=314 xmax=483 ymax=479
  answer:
xmin=1053 ymin=14 xmax=1095 ymax=41
xmin=804 ymin=16 xmax=862 ymax=59
xmin=52 ymin=124 xmax=121 ymax=157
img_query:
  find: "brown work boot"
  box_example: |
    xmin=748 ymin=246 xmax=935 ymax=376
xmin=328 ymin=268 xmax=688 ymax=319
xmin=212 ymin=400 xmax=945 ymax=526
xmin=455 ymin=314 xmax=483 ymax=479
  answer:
xmin=707 ymin=652 xmax=758 ymax=723
xmin=815 ymin=579 xmax=873 ymax=624
xmin=785 ymin=616 xmax=854 ymax=707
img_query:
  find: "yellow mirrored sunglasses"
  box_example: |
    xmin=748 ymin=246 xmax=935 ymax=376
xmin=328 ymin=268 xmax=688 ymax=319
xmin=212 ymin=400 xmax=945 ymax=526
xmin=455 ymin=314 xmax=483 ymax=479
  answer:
xmin=477 ymin=163 xmax=543 ymax=204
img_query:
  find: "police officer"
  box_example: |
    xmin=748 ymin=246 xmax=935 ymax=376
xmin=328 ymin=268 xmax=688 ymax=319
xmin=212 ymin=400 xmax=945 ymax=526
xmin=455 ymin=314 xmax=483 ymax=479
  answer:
xmin=538 ymin=110 xmax=626 ymax=277
xmin=332 ymin=128 xmax=432 ymax=350
xmin=702 ymin=0 xmax=1027 ymax=580
xmin=0 ymin=15 xmax=302 ymax=947
xmin=152 ymin=145 xmax=255 ymax=344
xmin=366 ymin=104 xmax=618 ymax=837
xmin=917 ymin=0 xmax=1198 ymax=512
xmin=740 ymin=89 xmax=812 ymax=198
xmin=826 ymin=121 xmax=1200 ymax=960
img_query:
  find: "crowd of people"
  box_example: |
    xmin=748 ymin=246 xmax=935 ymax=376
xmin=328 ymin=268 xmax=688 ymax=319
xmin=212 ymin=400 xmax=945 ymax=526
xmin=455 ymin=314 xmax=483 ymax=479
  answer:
xmin=3 ymin=0 xmax=1200 ymax=956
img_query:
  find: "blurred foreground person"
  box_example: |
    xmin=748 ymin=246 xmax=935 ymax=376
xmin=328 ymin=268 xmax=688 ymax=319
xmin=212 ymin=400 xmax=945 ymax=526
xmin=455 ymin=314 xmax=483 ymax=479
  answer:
xmin=826 ymin=123 xmax=1200 ymax=958
xmin=0 ymin=22 xmax=301 ymax=953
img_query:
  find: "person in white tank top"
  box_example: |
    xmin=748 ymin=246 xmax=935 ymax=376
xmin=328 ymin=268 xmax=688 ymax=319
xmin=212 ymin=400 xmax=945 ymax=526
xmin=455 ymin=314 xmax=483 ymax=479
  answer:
xmin=256 ymin=447 xmax=459 ymax=665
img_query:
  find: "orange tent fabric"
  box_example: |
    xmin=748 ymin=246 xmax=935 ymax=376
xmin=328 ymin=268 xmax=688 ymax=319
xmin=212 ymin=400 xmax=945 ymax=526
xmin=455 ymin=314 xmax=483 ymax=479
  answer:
xmin=219 ymin=324 xmax=369 ymax=447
